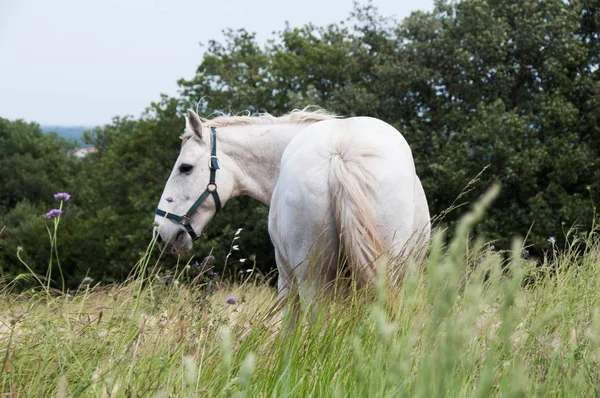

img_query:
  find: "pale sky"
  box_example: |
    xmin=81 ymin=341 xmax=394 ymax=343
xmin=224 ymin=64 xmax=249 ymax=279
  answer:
xmin=0 ymin=0 xmax=433 ymax=126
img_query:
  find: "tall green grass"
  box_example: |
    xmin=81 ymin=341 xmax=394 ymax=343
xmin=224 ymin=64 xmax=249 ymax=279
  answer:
xmin=2 ymin=186 xmax=600 ymax=397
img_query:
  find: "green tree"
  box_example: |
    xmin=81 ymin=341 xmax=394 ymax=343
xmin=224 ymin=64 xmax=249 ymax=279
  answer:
xmin=380 ymin=0 xmax=600 ymax=248
xmin=179 ymin=0 xmax=600 ymax=253
xmin=0 ymin=118 xmax=78 ymax=213
xmin=3 ymin=0 xmax=599 ymax=287
xmin=0 ymin=118 xmax=85 ymax=285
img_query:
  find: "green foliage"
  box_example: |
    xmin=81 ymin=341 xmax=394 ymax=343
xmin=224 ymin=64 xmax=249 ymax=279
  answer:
xmin=389 ymin=0 xmax=599 ymax=248
xmin=179 ymin=0 xmax=600 ymax=252
xmin=1 ymin=0 xmax=599 ymax=286
xmin=0 ymin=119 xmax=83 ymax=285
xmin=0 ymin=118 xmax=78 ymax=213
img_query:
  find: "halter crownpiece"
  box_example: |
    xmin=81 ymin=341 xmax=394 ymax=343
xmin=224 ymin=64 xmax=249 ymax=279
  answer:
xmin=155 ymin=126 xmax=221 ymax=240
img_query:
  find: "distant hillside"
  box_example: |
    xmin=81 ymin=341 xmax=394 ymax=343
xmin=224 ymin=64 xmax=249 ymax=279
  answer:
xmin=40 ymin=125 xmax=94 ymax=147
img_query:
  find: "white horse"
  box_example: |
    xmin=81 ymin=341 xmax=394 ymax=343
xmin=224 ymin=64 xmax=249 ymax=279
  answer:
xmin=154 ymin=109 xmax=430 ymax=314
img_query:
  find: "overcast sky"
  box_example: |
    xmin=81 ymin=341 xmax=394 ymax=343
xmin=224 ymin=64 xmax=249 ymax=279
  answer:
xmin=0 ymin=0 xmax=433 ymax=126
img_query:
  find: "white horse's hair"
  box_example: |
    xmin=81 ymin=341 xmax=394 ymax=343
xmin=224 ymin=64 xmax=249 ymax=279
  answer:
xmin=180 ymin=107 xmax=337 ymax=141
xmin=328 ymin=136 xmax=384 ymax=286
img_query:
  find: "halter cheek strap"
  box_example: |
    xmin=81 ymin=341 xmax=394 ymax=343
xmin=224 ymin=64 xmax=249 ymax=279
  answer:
xmin=155 ymin=126 xmax=221 ymax=240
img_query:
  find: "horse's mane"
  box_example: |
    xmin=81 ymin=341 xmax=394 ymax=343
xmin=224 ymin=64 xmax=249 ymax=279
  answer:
xmin=181 ymin=107 xmax=339 ymax=140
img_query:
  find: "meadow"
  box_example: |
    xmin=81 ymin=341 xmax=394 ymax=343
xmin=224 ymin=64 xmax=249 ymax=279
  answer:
xmin=2 ymin=187 xmax=600 ymax=397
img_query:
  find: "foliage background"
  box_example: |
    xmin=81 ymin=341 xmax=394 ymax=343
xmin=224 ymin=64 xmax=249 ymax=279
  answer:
xmin=1 ymin=0 xmax=598 ymax=287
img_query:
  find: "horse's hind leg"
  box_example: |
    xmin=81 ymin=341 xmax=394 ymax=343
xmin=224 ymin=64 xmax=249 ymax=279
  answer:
xmin=293 ymin=236 xmax=340 ymax=326
xmin=276 ymin=250 xmax=300 ymax=333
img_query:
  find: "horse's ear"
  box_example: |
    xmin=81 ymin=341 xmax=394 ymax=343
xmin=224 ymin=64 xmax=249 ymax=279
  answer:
xmin=186 ymin=109 xmax=203 ymax=139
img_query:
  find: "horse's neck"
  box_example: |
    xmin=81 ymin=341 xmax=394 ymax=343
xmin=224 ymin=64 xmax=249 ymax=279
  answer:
xmin=217 ymin=123 xmax=307 ymax=205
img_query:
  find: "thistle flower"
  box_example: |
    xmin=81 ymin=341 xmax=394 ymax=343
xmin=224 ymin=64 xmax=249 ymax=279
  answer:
xmin=53 ymin=192 xmax=71 ymax=201
xmin=45 ymin=208 xmax=63 ymax=219
xmin=225 ymin=296 xmax=238 ymax=305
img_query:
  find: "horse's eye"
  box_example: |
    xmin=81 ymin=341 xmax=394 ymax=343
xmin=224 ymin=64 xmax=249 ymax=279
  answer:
xmin=179 ymin=163 xmax=193 ymax=174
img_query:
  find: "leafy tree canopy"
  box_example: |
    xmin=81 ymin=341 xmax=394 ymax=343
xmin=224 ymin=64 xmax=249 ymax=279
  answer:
xmin=1 ymin=0 xmax=599 ymax=287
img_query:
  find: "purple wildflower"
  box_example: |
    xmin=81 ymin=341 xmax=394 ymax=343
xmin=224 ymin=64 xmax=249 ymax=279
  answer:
xmin=208 ymin=270 xmax=217 ymax=277
xmin=54 ymin=192 xmax=71 ymax=201
xmin=192 ymin=260 xmax=201 ymax=269
xmin=204 ymin=255 xmax=215 ymax=263
xmin=523 ymin=249 xmax=530 ymax=258
xmin=82 ymin=276 xmax=93 ymax=284
xmin=225 ymin=296 xmax=238 ymax=305
xmin=45 ymin=209 xmax=63 ymax=219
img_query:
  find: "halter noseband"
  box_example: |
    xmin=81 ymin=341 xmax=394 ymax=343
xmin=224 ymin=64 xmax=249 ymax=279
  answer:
xmin=155 ymin=126 xmax=221 ymax=240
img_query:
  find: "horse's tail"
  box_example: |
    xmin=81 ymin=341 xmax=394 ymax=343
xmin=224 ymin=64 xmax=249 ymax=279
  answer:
xmin=328 ymin=136 xmax=384 ymax=288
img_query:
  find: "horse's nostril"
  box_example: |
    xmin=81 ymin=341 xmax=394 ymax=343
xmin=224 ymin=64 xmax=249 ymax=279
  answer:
xmin=157 ymin=234 xmax=164 ymax=244
xmin=176 ymin=229 xmax=186 ymax=242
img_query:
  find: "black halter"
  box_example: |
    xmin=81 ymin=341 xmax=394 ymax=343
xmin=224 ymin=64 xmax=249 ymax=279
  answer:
xmin=155 ymin=127 xmax=221 ymax=240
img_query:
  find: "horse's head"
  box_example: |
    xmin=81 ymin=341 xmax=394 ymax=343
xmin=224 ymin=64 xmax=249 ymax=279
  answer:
xmin=154 ymin=109 xmax=235 ymax=253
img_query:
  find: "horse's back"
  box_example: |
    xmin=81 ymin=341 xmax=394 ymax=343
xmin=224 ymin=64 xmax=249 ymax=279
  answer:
xmin=282 ymin=117 xmax=415 ymax=173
